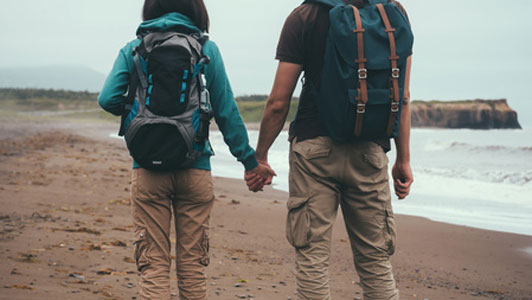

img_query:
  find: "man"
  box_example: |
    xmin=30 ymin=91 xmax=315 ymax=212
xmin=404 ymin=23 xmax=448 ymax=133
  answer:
xmin=246 ymin=0 xmax=414 ymax=299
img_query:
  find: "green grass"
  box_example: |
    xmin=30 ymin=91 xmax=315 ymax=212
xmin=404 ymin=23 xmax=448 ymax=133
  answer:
xmin=236 ymin=99 xmax=299 ymax=123
xmin=0 ymin=98 xmax=98 ymax=112
xmin=0 ymin=89 xmax=302 ymax=124
xmin=235 ymin=95 xmax=299 ymax=123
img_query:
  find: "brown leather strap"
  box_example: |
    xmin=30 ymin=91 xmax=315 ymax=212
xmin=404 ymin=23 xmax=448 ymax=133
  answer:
xmin=350 ymin=5 xmax=367 ymax=137
xmin=376 ymin=3 xmax=401 ymax=137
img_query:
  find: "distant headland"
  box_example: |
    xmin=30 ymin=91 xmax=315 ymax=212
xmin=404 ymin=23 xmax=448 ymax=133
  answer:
xmin=411 ymin=99 xmax=521 ymax=129
xmin=0 ymin=89 xmax=522 ymax=129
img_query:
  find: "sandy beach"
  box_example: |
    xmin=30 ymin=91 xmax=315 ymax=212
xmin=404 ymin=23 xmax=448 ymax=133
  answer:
xmin=1 ymin=117 xmax=531 ymax=300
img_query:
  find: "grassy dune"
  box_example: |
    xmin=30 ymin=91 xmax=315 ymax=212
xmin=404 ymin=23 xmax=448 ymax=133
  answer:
xmin=235 ymin=95 xmax=299 ymax=123
xmin=0 ymin=89 xmax=299 ymax=123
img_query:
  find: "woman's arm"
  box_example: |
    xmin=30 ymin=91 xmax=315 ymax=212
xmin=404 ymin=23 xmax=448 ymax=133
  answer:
xmin=202 ymin=41 xmax=259 ymax=172
xmin=98 ymin=45 xmax=136 ymax=116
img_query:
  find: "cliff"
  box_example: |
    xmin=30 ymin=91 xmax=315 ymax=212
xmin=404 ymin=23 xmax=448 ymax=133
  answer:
xmin=410 ymin=99 xmax=522 ymax=129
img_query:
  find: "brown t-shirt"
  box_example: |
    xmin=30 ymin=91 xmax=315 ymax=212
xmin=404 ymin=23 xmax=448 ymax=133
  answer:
xmin=276 ymin=0 xmax=410 ymax=151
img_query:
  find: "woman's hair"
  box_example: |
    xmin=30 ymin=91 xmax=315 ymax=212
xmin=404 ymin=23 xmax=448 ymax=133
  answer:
xmin=142 ymin=0 xmax=210 ymax=32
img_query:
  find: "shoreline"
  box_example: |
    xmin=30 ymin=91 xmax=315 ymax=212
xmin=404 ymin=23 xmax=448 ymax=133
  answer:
xmin=8 ymin=116 xmax=531 ymax=237
xmin=1 ymin=117 xmax=532 ymax=299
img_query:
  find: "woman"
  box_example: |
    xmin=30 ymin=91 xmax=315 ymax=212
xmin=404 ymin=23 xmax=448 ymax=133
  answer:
xmin=98 ymin=1 xmax=273 ymax=299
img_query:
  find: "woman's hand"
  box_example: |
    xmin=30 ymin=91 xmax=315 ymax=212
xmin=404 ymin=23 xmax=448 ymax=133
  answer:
xmin=244 ymin=160 xmax=276 ymax=192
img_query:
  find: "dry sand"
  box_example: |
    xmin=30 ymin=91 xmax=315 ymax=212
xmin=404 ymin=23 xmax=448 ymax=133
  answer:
xmin=0 ymin=118 xmax=531 ymax=300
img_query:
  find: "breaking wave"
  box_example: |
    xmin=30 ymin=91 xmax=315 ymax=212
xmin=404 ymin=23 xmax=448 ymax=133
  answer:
xmin=424 ymin=141 xmax=532 ymax=154
xmin=416 ymin=167 xmax=532 ymax=186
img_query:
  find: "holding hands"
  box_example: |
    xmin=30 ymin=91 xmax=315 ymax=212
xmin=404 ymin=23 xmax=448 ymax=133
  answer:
xmin=245 ymin=159 xmax=276 ymax=192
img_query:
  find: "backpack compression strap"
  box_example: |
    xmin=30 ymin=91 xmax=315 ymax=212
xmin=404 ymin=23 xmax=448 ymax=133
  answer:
xmin=119 ymin=48 xmax=142 ymax=137
xmin=376 ymin=3 xmax=401 ymax=137
xmin=350 ymin=5 xmax=369 ymax=137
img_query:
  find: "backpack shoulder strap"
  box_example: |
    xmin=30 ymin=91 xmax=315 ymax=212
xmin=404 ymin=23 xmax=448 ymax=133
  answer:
xmin=349 ymin=5 xmax=369 ymax=137
xmin=192 ymin=32 xmax=209 ymax=46
xmin=119 ymin=47 xmax=141 ymax=137
xmin=375 ymin=3 xmax=401 ymax=137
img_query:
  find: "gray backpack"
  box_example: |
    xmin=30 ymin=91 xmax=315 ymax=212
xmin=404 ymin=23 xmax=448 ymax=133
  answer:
xmin=119 ymin=31 xmax=212 ymax=171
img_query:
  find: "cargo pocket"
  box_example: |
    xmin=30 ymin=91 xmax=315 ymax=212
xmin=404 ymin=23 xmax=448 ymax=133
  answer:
xmin=134 ymin=228 xmax=150 ymax=272
xmin=286 ymin=196 xmax=311 ymax=249
xmin=199 ymin=224 xmax=210 ymax=267
xmin=363 ymin=152 xmax=387 ymax=170
xmin=292 ymin=138 xmax=330 ymax=161
xmin=383 ymin=205 xmax=397 ymax=256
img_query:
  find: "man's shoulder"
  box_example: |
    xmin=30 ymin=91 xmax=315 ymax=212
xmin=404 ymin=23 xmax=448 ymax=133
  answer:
xmin=389 ymin=0 xmax=410 ymax=23
xmin=290 ymin=2 xmax=330 ymax=20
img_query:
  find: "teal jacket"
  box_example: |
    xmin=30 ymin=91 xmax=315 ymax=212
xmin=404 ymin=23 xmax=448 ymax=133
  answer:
xmin=98 ymin=13 xmax=258 ymax=172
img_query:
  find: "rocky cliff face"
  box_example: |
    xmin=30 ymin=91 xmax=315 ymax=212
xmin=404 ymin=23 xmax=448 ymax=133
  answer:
xmin=410 ymin=99 xmax=522 ymax=129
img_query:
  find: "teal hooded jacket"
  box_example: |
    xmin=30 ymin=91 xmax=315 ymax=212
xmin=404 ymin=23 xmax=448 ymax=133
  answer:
xmin=98 ymin=12 xmax=258 ymax=172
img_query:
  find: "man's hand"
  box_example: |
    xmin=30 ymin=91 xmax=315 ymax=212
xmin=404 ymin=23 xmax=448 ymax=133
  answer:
xmin=245 ymin=160 xmax=276 ymax=192
xmin=391 ymin=162 xmax=413 ymax=199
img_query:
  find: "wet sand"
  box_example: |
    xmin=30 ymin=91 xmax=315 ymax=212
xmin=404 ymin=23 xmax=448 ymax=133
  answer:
xmin=0 ymin=118 xmax=531 ymax=300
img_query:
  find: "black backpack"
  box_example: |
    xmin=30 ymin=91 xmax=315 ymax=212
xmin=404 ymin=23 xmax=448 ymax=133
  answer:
xmin=119 ymin=31 xmax=213 ymax=171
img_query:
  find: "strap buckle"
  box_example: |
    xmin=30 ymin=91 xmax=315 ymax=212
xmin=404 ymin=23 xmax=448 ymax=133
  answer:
xmin=391 ymin=68 xmax=400 ymax=78
xmin=358 ymin=68 xmax=368 ymax=79
xmin=357 ymin=103 xmax=366 ymax=114
xmin=391 ymin=102 xmax=399 ymax=113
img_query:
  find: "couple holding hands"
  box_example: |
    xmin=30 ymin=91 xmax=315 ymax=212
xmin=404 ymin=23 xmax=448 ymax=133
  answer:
xmin=99 ymin=0 xmax=413 ymax=299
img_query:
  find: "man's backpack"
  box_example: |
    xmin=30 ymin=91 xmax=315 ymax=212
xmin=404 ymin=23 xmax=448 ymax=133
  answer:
xmin=119 ymin=31 xmax=213 ymax=171
xmin=303 ymin=0 xmax=414 ymax=142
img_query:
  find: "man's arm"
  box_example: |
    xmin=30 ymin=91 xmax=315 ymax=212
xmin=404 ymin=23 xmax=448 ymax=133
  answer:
xmin=246 ymin=62 xmax=303 ymax=191
xmin=256 ymin=62 xmax=303 ymax=160
xmin=392 ymin=55 xmax=414 ymax=199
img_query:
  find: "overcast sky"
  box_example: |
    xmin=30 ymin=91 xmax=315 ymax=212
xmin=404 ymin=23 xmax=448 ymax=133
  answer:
xmin=1 ymin=0 xmax=531 ymax=124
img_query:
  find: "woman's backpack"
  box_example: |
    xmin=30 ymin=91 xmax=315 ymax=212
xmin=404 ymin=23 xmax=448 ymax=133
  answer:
xmin=304 ymin=0 xmax=414 ymax=142
xmin=119 ymin=31 xmax=213 ymax=171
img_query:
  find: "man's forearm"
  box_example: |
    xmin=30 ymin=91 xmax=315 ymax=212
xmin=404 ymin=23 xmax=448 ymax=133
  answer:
xmin=255 ymin=62 xmax=303 ymax=161
xmin=394 ymin=55 xmax=412 ymax=164
xmin=394 ymin=102 xmax=411 ymax=163
xmin=255 ymin=99 xmax=290 ymax=161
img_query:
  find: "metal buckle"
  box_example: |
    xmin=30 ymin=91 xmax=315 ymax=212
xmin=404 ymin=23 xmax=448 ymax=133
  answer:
xmin=357 ymin=103 xmax=366 ymax=114
xmin=358 ymin=69 xmax=368 ymax=79
xmin=392 ymin=68 xmax=400 ymax=78
xmin=391 ymin=102 xmax=399 ymax=113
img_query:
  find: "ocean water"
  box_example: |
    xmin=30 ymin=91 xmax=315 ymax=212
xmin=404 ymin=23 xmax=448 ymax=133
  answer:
xmin=208 ymin=129 xmax=532 ymax=236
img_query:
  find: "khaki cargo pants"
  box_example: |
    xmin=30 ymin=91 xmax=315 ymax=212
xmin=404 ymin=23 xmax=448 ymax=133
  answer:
xmin=131 ymin=168 xmax=215 ymax=300
xmin=287 ymin=137 xmax=398 ymax=300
